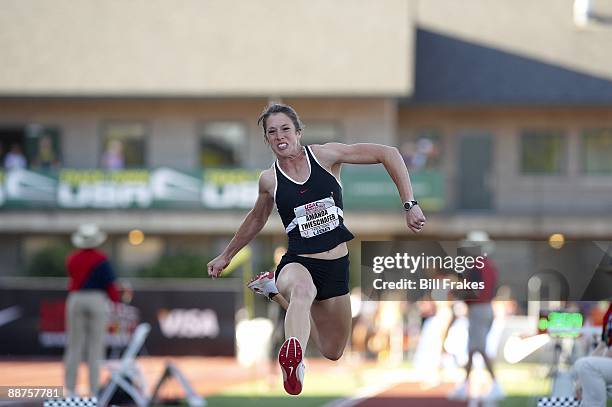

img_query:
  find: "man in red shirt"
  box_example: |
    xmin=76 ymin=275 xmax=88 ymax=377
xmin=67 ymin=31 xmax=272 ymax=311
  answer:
xmin=64 ymin=224 xmax=119 ymax=396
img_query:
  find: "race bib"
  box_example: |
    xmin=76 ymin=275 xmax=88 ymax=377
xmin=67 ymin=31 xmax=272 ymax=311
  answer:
xmin=294 ymin=197 xmax=340 ymax=238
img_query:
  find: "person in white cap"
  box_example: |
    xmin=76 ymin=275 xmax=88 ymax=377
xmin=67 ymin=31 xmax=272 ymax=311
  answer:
xmin=64 ymin=224 xmax=119 ymax=396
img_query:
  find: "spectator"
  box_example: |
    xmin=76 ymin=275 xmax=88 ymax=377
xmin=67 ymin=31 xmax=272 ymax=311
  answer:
xmin=449 ymin=231 xmax=505 ymax=401
xmin=64 ymin=224 xmax=120 ymax=396
xmin=573 ymin=303 xmax=612 ymax=407
xmin=411 ymin=138 xmax=433 ymax=170
xmin=4 ymin=144 xmax=27 ymax=170
xmin=101 ymin=139 xmax=125 ymax=170
xmin=400 ymin=141 xmax=416 ymax=169
xmin=32 ymin=135 xmax=61 ymax=170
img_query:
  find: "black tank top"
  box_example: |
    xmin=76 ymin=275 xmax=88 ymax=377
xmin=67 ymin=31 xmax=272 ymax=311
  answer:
xmin=274 ymin=145 xmax=354 ymax=254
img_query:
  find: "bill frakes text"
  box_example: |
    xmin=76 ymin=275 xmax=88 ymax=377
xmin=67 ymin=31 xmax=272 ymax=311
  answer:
xmin=373 ymin=278 xmax=485 ymax=291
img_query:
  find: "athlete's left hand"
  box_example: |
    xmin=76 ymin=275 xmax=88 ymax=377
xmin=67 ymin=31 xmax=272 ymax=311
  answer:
xmin=406 ymin=205 xmax=426 ymax=233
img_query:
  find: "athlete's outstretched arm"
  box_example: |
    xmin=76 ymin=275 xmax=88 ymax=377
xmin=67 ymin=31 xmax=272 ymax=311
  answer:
xmin=207 ymin=172 xmax=275 ymax=278
xmin=313 ymin=143 xmax=426 ymax=233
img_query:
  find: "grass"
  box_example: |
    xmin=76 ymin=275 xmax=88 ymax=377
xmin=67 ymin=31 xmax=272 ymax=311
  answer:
xmin=497 ymin=363 xmax=551 ymax=395
xmin=204 ymin=396 xmax=339 ymax=407
xmin=155 ymin=363 xmax=612 ymax=407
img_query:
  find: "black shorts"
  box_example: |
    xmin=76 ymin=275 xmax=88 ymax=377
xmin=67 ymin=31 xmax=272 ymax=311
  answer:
xmin=275 ymin=252 xmax=350 ymax=301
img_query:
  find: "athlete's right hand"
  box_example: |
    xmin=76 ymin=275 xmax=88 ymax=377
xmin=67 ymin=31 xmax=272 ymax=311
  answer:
xmin=207 ymin=254 xmax=231 ymax=279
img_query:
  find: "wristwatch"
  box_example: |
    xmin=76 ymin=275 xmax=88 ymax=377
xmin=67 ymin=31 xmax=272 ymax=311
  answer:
xmin=403 ymin=200 xmax=418 ymax=211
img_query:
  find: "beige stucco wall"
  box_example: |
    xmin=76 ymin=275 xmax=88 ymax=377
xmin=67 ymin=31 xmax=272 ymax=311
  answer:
xmin=3 ymin=0 xmax=611 ymax=95
xmin=416 ymin=0 xmax=612 ymax=81
xmin=0 ymin=0 xmax=413 ymax=96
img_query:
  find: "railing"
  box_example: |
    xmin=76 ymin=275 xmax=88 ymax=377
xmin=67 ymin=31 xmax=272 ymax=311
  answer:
xmin=0 ymin=167 xmax=445 ymax=211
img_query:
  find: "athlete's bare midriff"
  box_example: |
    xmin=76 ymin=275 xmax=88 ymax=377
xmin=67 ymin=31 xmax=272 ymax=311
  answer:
xmin=299 ymin=242 xmax=348 ymax=260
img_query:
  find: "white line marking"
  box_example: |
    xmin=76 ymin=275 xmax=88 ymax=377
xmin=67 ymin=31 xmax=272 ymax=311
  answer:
xmin=322 ymin=371 xmax=409 ymax=407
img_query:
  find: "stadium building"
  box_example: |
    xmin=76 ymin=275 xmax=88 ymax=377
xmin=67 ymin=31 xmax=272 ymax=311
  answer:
xmin=1 ymin=0 xmax=611 ymax=286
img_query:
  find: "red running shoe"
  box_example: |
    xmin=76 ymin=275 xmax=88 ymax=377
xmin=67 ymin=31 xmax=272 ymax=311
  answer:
xmin=278 ymin=337 xmax=305 ymax=395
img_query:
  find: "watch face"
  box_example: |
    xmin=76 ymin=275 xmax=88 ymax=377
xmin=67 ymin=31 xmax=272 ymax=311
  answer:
xmin=404 ymin=200 xmax=417 ymax=210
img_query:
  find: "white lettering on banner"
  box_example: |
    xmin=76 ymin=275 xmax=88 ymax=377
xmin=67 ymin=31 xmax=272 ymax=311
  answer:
xmin=6 ymin=170 xmax=56 ymax=202
xmin=39 ymin=332 xmax=66 ymax=347
xmin=150 ymin=168 xmax=201 ymax=202
xmin=57 ymin=183 xmax=152 ymax=208
xmin=201 ymin=182 xmax=257 ymax=209
xmin=294 ymin=197 xmax=340 ymax=238
xmin=158 ymin=308 xmax=220 ymax=339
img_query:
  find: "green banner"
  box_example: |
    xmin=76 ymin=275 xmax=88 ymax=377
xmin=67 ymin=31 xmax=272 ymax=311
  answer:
xmin=0 ymin=167 xmax=445 ymax=211
xmin=341 ymin=166 xmax=445 ymax=211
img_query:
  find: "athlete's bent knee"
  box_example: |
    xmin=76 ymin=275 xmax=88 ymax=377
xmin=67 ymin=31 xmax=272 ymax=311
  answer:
xmin=291 ymin=281 xmax=317 ymax=303
xmin=321 ymin=346 xmax=344 ymax=361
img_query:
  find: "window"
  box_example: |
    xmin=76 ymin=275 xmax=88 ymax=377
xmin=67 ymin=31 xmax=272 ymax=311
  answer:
xmin=1 ymin=127 xmax=28 ymax=170
xmin=101 ymin=122 xmax=146 ymax=169
xmin=520 ymin=130 xmax=565 ymax=174
xmin=199 ymin=122 xmax=246 ymax=167
xmin=303 ymin=122 xmax=342 ymax=145
xmin=582 ymin=129 xmax=612 ymax=174
xmin=25 ymin=125 xmax=62 ymax=171
xmin=400 ymin=128 xmax=443 ymax=171
xmin=1 ymin=125 xmax=62 ymax=171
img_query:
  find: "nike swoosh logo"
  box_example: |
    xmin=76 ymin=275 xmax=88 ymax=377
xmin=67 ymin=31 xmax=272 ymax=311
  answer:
xmin=503 ymin=334 xmax=550 ymax=364
xmin=299 ymin=189 xmax=308 ymax=194
xmin=0 ymin=306 xmax=23 ymax=328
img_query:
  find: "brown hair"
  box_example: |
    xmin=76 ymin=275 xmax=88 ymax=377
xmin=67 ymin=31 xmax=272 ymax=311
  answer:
xmin=257 ymin=104 xmax=304 ymax=140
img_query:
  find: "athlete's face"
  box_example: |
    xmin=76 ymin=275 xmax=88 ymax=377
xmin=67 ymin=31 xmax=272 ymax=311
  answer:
xmin=265 ymin=113 xmax=301 ymax=156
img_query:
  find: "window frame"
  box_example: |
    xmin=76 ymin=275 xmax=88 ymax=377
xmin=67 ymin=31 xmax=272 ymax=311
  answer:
xmin=580 ymin=128 xmax=612 ymax=175
xmin=25 ymin=124 xmax=63 ymax=171
xmin=99 ymin=120 xmax=149 ymax=169
xmin=197 ymin=119 xmax=249 ymax=168
xmin=518 ymin=128 xmax=567 ymax=176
